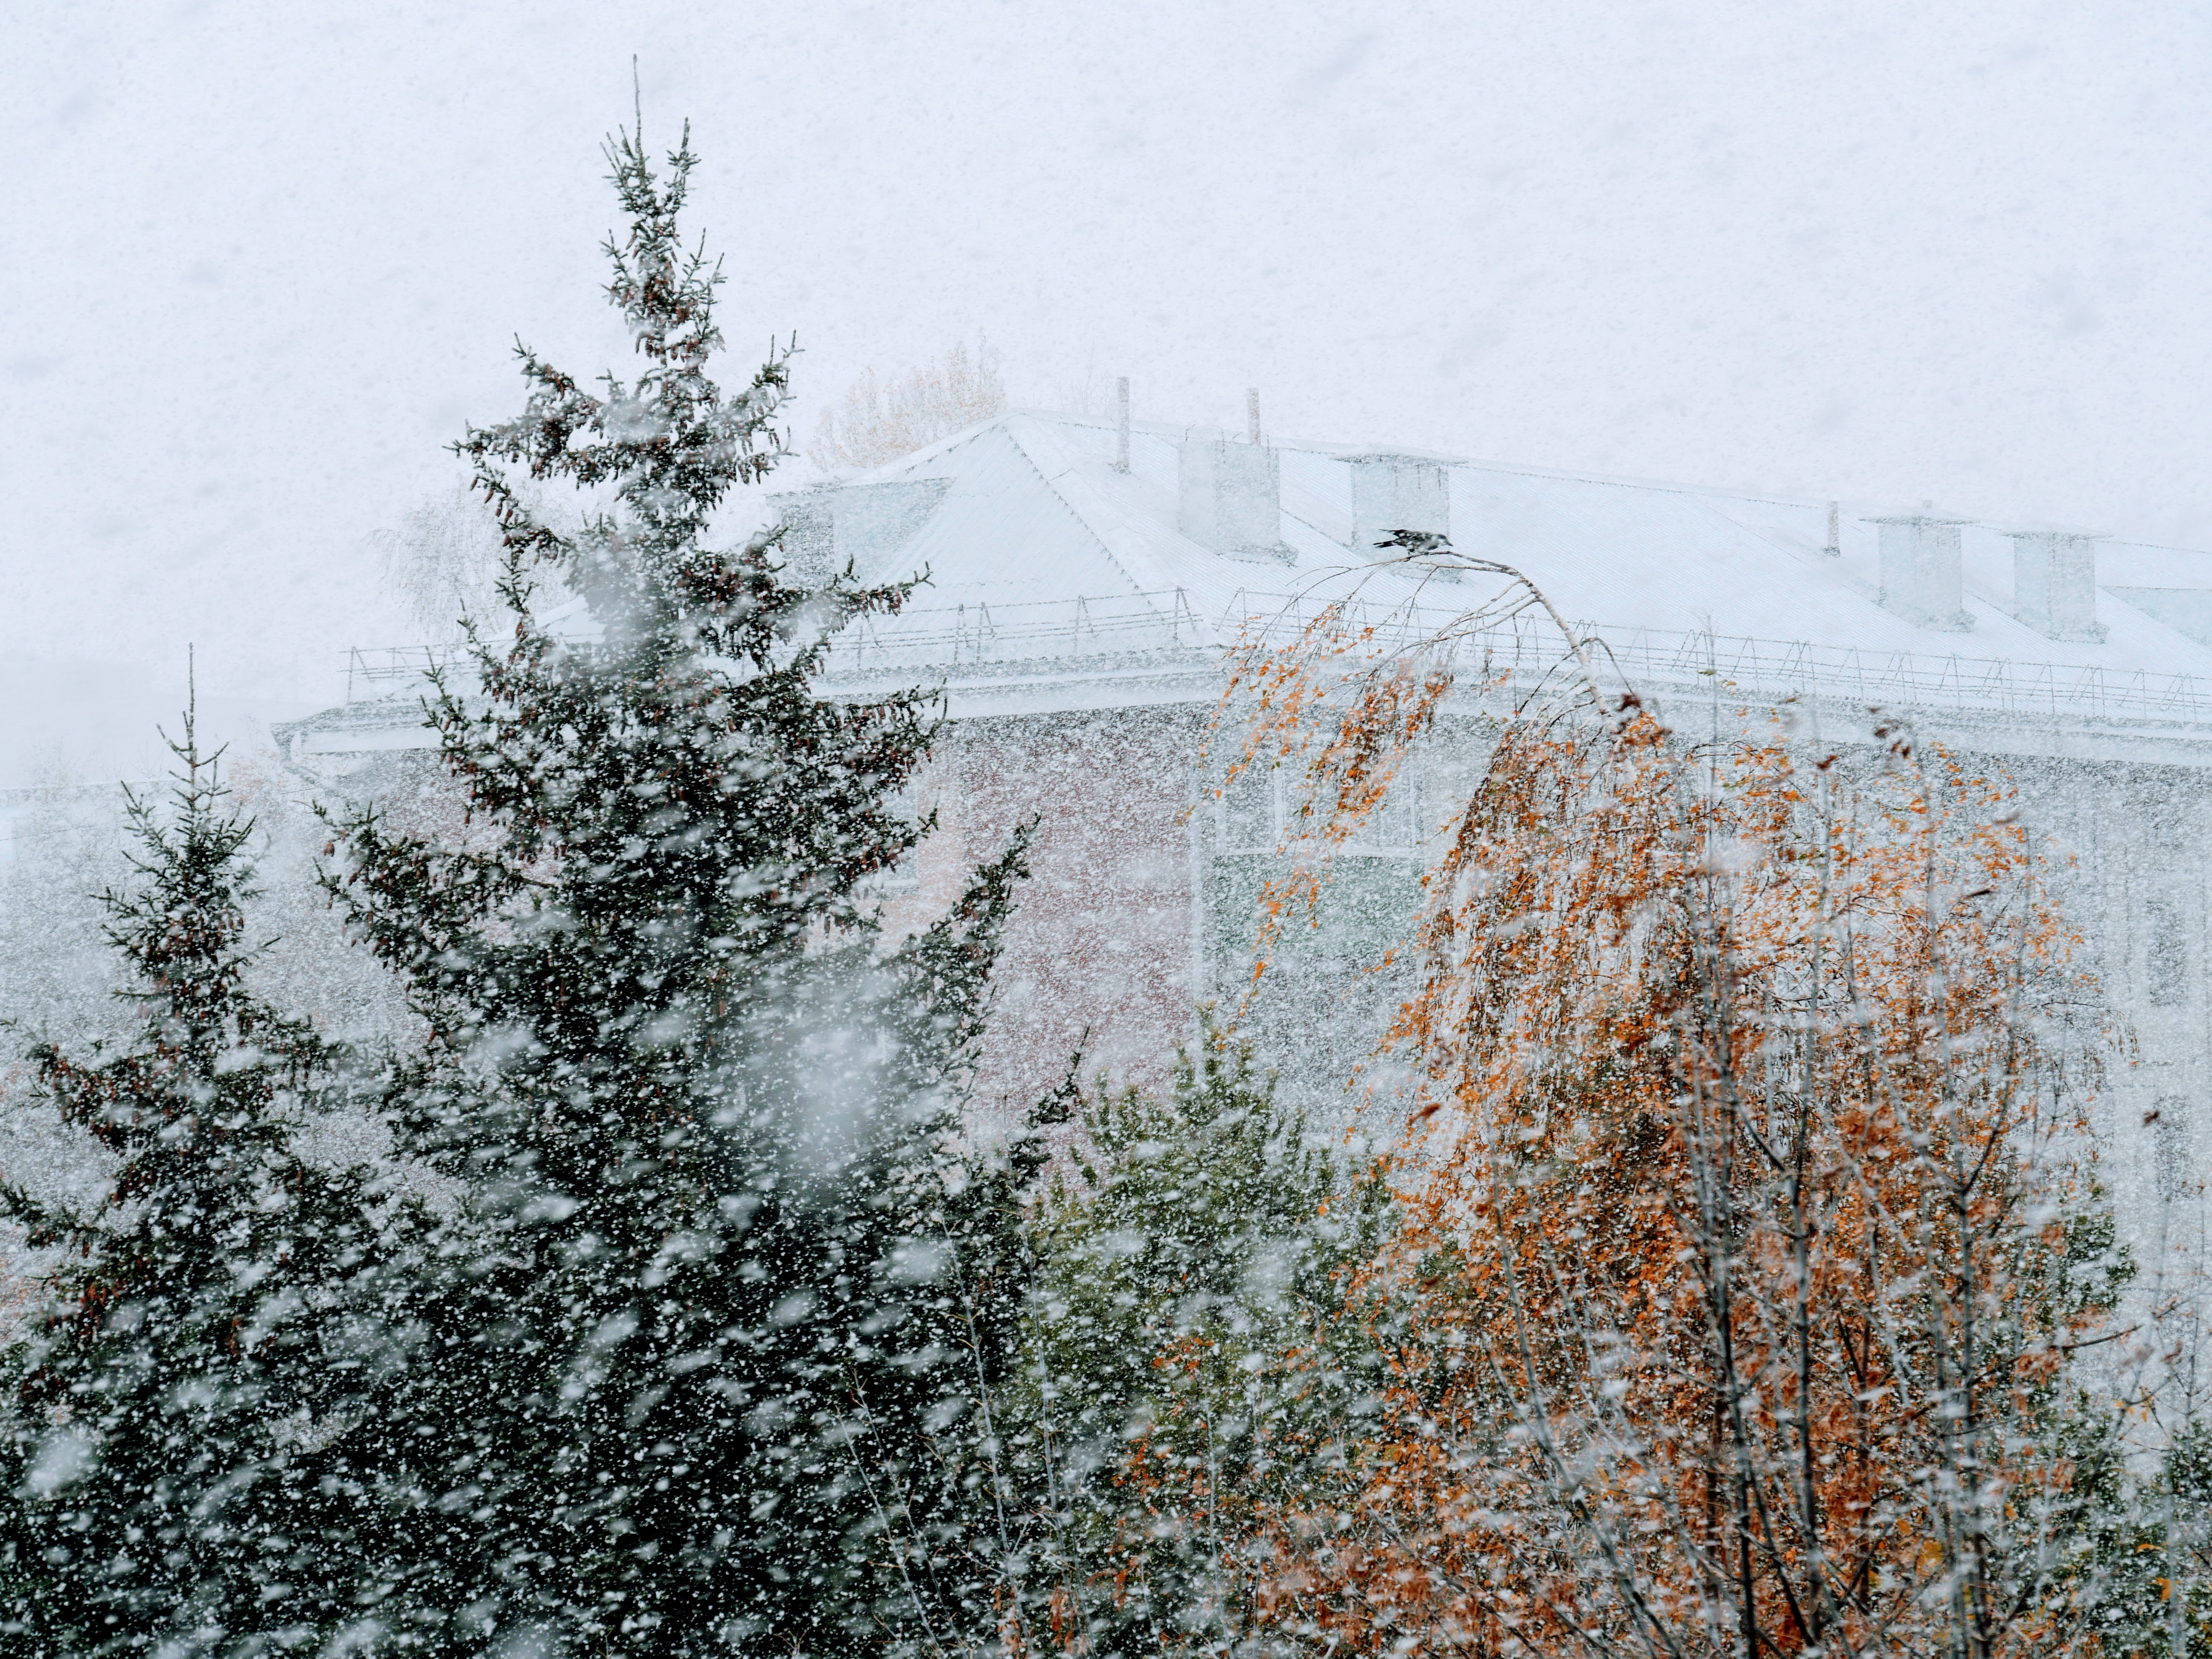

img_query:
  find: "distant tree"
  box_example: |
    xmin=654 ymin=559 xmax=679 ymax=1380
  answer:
xmin=0 ymin=704 xmax=419 ymax=1656
xmin=812 ymin=336 xmax=1006 ymax=471
xmin=328 ymin=119 xmax=1035 ymax=1654
xmin=1045 ymin=355 xmax=1117 ymax=421
xmin=375 ymin=480 xmax=521 ymax=643
xmin=0 ymin=765 xmax=132 ymax=1059
xmin=1217 ymin=554 xmax=2132 ymax=1659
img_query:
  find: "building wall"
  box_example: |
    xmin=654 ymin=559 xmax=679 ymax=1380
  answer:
xmin=271 ymin=683 xmax=2212 ymax=1246
xmin=902 ymin=701 xmax=2212 ymax=1244
xmin=879 ymin=704 xmax=1467 ymax=1126
xmin=2009 ymin=754 xmax=2212 ymax=1241
xmin=878 ymin=706 xmax=1208 ymax=1122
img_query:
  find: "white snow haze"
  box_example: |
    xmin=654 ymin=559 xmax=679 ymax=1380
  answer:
xmin=2 ymin=0 xmax=2206 ymax=784
xmin=9 ymin=10 xmax=2212 ymax=1650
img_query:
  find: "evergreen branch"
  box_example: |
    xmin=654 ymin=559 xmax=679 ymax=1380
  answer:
xmin=0 ymin=1177 xmax=97 ymax=1250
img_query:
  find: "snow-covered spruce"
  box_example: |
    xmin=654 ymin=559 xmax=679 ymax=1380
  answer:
xmin=322 ymin=119 xmax=1034 ymax=1654
xmin=0 ymin=704 xmax=424 ymax=1654
xmin=1013 ymin=1013 xmax=1385 ymax=1652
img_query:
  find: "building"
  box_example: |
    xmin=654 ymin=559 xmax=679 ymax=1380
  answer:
xmin=276 ymin=406 xmax=2212 ymax=1228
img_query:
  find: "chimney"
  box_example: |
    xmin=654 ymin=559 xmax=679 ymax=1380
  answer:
xmin=767 ymin=479 xmax=952 ymax=584
xmin=1824 ymin=501 xmax=1840 ymax=557
xmin=1178 ymin=433 xmax=1286 ymax=560
xmin=1867 ymin=513 xmax=1974 ymax=631
xmin=2008 ymin=530 xmax=2107 ymax=642
xmin=1246 ymin=387 xmax=1263 ymax=445
xmin=1115 ymin=377 xmax=1131 ymax=473
xmin=1349 ymin=454 xmax=1450 ymax=556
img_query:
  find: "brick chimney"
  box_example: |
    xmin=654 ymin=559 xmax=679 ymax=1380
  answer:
xmin=1177 ymin=434 xmax=1287 ymax=561
xmin=2007 ymin=530 xmax=2107 ymax=642
xmin=1349 ymin=455 xmax=1450 ymax=556
xmin=1867 ymin=514 xmax=1975 ymax=631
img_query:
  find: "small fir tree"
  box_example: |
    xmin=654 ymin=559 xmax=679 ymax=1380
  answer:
xmin=329 ymin=118 xmax=1033 ymax=1653
xmin=0 ymin=704 xmax=417 ymax=1656
xmin=1016 ymin=1016 xmax=1382 ymax=1650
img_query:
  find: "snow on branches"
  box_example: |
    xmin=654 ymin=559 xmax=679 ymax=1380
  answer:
xmin=1214 ymin=550 xmax=2131 ymax=1659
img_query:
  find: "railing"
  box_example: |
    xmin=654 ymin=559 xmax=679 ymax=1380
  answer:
xmin=825 ymin=590 xmax=1208 ymax=671
xmin=337 ymin=593 xmax=1213 ymax=700
xmin=1588 ymin=627 xmax=2212 ymax=727
xmin=338 ymin=594 xmax=2212 ymax=731
xmin=1204 ymin=592 xmax=2212 ymax=730
xmin=346 ymin=645 xmax=461 ymax=704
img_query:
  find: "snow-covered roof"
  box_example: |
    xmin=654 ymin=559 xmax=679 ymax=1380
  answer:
xmin=281 ymin=408 xmax=2212 ymax=775
xmin=823 ymin=409 xmax=2212 ymax=664
xmin=800 ymin=408 xmax=2212 ymax=750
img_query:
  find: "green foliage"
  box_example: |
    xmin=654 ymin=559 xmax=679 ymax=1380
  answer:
xmin=2052 ymin=1182 xmax=2137 ymax=1334
xmin=324 ymin=118 xmax=1033 ymax=1655
xmin=0 ymin=710 xmax=420 ymax=1656
xmin=1011 ymin=1011 xmax=1385 ymax=1650
xmin=2061 ymin=1412 xmax=2212 ymax=1659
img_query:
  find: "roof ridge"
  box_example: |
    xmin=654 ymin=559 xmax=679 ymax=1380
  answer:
xmin=1000 ymin=409 xmax=2212 ymax=544
xmin=998 ymin=414 xmax=1226 ymax=644
xmin=837 ymin=413 xmax=1010 ymax=480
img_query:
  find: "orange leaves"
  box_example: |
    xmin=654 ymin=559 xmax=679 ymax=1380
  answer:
xmin=1222 ymin=606 xmax=2114 ymax=1657
xmin=1211 ymin=599 xmax=1473 ymax=987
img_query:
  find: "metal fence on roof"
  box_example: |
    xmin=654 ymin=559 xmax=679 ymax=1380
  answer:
xmin=341 ymin=593 xmax=1214 ymax=697
xmin=340 ymin=589 xmax=2212 ymax=730
xmin=831 ymin=586 xmax=2212 ymax=729
xmin=344 ymin=645 xmax=467 ymax=703
xmin=1589 ymin=626 xmax=2212 ymax=727
xmin=827 ymin=590 xmax=1209 ymax=669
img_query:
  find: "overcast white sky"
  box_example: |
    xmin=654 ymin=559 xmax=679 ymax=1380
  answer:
xmin=3 ymin=0 xmax=2206 ymax=781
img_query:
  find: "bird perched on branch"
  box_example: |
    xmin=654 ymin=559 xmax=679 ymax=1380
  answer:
xmin=1375 ymin=527 xmax=1452 ymax=554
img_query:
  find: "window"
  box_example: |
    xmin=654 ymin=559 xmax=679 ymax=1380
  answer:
xmin=1334 ymin=765 xmax=1422 ymax=856
xmin=1214 ymin=763 xmax=1427 ymax=858
xmin=2145 ymin=899 xmax=2190 ymax=1008
xmin=1217 ymin=766 xmax=1278 ymax=854
xmin=2153 ymin=1096 xmax=2193 ymax=1205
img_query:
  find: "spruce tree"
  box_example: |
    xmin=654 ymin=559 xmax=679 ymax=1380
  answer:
xmin=330 ymin=118 xmax=1032 ymax=1654
xmin=1020 ymin=1016 xmax=1383 ymax=1649
xmin=0 ymin=705 xmax=417 ymax=1656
